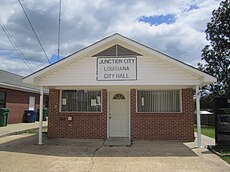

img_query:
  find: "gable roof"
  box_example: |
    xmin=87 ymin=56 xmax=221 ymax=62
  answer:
xmin=0 ymin=69 xmax=44 ymax=93
xmin=23 ymin=33 xmax=216 ymax=86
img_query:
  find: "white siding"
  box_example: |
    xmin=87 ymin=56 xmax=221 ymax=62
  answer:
xmin=38 ymin=55 xmax=200 ymax=86
xmin=137 ymin=56 xmax=199 ymax=85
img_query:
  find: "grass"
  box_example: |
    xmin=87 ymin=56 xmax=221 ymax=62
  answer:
xmin=25 ymin=129 xmax=38 ymax=134
xmin=194 ymin=125 xmax=215 ymax=139
xmin=211 ymin=146 xmax=230 ymax=164
xmin=195 ymin=125 xmax=230 ymax=164
xmin=221 ymin=156 xmax=230 ymax=164
xmin=24 ymin=127 xmax=47 ymax=135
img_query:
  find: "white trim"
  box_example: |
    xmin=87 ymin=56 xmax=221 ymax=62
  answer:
xmin=0 ymin=83 xmax=48 ymax=94
xmin=196 ymin=86 xmax=201 ymax=148
xmin=59 ymin=89 xmax=102 ymax=113
xmin=23 ymin=34 xmax=119 ymax=83
xmin=114 ymin=34 xmax=216 ymax=83
xmin=108 ymin=91 xmax=130 ymax=138
xmin=29 ymin=96 xmax=35 ymax=110
xmin=59 ymin=89 xmax=62 ymax=113
xmin=107 ymin=91 xmax=110 ymax=138
xmin=128 ymin=90 xmax=131 ymax=139
xmin=136 ymin=89 xmax=181 ymax=113
xmin=23 ymin=33 xmax=216 ymax=86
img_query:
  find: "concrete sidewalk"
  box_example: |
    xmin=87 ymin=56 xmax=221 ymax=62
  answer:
xmin=0 ymin=121 xmax=48 ymax=138
xmin=0 ymin=134 xmax=229 ymax=172
xmin=194 ymin=132 xmax=215 ymax=147
xmin=0 ymin=128 xmax=229 ymax=172
xmin=0 ymin=124 xmax=215 ymax=146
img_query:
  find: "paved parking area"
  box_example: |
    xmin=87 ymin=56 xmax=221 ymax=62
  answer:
xmin=0 ymin=134 xmax=229 ymax=172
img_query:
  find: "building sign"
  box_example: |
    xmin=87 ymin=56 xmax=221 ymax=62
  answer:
xmin=97 ymin=57 xmax=137 ymax=81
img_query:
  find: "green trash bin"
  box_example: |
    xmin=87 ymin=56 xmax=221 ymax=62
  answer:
xmin=36 ymin=109 xmax=48 ymax=121
xmin=43 ymin=109 xmax=48 ymax=117
xmin=0 ymin=108 xmax=9 ymax=127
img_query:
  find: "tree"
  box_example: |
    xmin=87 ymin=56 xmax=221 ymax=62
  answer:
xmin=198 ymin=0 xmax=230 ymax=96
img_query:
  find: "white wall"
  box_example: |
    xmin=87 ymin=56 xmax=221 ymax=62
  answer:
xmin=38 ymin=55 xmax=200 ymax=86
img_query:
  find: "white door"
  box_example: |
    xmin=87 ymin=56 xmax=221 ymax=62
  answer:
xmin=29 ymin=96 xmax=35 ymax=110
xmin=109 ymin=92 xmax=129 ymax=137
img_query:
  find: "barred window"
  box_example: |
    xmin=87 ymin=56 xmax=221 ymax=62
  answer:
xmin=61 ymin=90 xmax=101 ymax=112
xmin=0 ymin=92 xmax=6 ymax=108
xmin=137 ymin=90 xmax=180 ymax=112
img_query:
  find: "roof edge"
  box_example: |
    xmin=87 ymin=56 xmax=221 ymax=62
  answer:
xmin=113 ymin=34 xmax=217 ymax=83
xmin=23 ymin=33 xmax=119 ymax=80
xmin=0 ymin=82 xmax=48 ymax=94
xmin=23 ymin=33 xmax=216 ymax=85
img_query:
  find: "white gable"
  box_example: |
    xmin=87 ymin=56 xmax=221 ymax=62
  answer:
xmin=23 ymin=33 xmax=216 ymax=88
xmin=36 ymin=55 xmax=200 ymax=86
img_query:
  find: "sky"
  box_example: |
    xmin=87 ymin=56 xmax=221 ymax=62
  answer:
xmin=0 ymin=0 xmax=221 ymax=76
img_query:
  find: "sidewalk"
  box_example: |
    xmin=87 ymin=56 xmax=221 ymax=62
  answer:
xmin=0 ymin=131 xmax=229 ymax=172
xmin=1 ymin=125 xmax=215 ymax=145
xmin=194 ymin=132 xmax=215 ymax=147
xmin=0 ymin=121 xmax=48 ymax=138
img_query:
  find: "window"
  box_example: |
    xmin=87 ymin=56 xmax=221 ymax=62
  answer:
xmin=29 ymin=96 xmax=35 ymax=110
xmin=0 ymin=92 xmax=6 ymax=108
xmin=137 ymin=90 xmax=180 ymax=112
xmin=113 ymin=94 xmax=125 ymax=100
xmin=61 ymin=90 xmax=101 ymax=112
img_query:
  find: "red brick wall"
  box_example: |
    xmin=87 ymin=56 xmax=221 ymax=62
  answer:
xmin=48 ymin=88 xmax=194 ymax=141
xmin=0 ymin=87 xmax=40 ymax=124
xmin=131 ymin=88 xmax=194 ymax=141
xmin=47 ymin=89 xmax=107 ymax=139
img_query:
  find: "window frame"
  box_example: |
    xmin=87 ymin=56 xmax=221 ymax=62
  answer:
xmin=136 ymin=89 xmax=182 ymax=113
xmin=29 ymin=96 xmax=36 ymax=110
xmin=59 ymin=89 xmax=103 ymax=113
xmin=0 ymin=91 xmax=6 ymax=108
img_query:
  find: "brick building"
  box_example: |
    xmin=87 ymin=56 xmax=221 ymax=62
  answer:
xmin=0 ymin=69 xmax=47 ymax=124
xmin=24 ymin=34 xmax=216 ymax=141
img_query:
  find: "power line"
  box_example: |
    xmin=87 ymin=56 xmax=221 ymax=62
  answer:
xmin=57 ymin=0 xmax=62 ymax=60
xmin=18 ymin=0 xmax=51 ymax=64
xmin=0 ymin=19 xmax=34 ymax=72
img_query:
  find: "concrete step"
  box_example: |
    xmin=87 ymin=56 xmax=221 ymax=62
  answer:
xmin=104 ymin=137 xmax=131 ymax=146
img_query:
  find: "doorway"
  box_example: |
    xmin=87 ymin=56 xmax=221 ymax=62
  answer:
xmin=109 ymin=91 xmax=129 ymax=137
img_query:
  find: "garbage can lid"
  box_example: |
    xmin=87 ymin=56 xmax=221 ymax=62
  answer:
xmin=24 ymin=110 xmax=35 ymax=113
xmin=0 ymin=108 xmax=10 ymax=112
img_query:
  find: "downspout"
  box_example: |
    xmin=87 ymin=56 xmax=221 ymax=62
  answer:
xmin=38 ymin=86 xmax=44 ymax=145
xmin=196 ymin=86 xmax=201 ymax=148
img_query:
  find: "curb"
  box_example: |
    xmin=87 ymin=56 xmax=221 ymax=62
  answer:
xmin=208 ymin=145 xmax=230 ymax=157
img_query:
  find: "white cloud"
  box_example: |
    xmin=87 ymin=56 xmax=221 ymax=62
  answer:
xmin=0 ymin=55 xmax=46 ymax=76
xmin=0 ymin=0 xmax=220 ymax=75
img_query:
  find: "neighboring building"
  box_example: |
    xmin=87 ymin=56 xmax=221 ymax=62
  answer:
xmin=194 ymin=111 xmax=215 ymax=126
xmin=0 ymin=69 xmax=47 ymax=124
xmin=24 ymin=34 xmax=216 ymax=141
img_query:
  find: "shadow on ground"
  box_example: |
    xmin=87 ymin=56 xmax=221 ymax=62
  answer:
xmin=0 ymin=134 xmax=197 ymax=157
